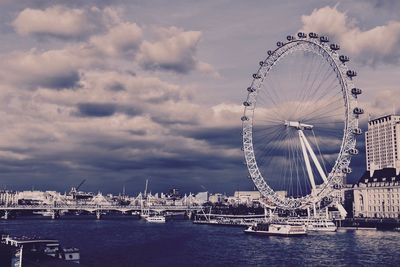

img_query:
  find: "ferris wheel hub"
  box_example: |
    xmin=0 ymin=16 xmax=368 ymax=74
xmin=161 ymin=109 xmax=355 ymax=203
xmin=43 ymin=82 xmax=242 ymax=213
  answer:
xmin=284 ymin=120 xmax=314 ymax=130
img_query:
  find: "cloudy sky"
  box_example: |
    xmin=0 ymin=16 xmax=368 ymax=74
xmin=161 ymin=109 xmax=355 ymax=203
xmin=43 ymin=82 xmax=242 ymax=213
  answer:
xmin=0 ymin=0 xmax=399 ymax=195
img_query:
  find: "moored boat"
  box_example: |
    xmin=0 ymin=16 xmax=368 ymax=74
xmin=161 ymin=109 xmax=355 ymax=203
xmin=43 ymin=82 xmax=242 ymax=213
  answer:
xmin=244 ymin=222 xmax=307 ymax=236
xmin=287 ymin=217 xmax=337 ymax=232
xmin=145 ymin=215 xmax=166 ymax=223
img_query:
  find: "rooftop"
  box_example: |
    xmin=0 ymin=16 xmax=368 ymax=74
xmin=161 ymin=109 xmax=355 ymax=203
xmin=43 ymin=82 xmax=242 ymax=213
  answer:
xmin=356 ymin=168 xmax=400 ymax=185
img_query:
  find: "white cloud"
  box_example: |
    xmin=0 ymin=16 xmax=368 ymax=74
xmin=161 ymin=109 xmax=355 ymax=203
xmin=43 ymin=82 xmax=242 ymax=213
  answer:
xmin=0 ymin=49 xmax=80 ymax=89
xmin=301 ymin=6 xmax=400 ymax=64
xmin=138 ymin=27 xmax=218 ymax=75
xmin=89 ymin=22 xmax=142 ymax=57
xmin=12 ymin=6 xmax=92 ymax=38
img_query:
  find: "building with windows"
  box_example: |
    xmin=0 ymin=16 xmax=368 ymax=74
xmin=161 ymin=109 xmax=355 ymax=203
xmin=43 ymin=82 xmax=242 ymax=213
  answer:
xmin=352 ymin=114 xmax=400 ymax=218
xmin=365 ymin=114 xmax=400 ymax=175
xmin=194 ymin=192 xmax=209 ymax=204
xmin=353 ymin=168 xmax=400 ymax=218
xmin=233 ymin=191 xmax=261 ymax=204
xmin=209 ymin=193 xmax=226 ymax=204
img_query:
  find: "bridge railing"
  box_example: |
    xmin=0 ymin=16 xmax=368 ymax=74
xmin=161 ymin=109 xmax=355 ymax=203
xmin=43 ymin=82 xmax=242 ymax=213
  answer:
xmin=0 ymin=204 xmax=202 ymax=211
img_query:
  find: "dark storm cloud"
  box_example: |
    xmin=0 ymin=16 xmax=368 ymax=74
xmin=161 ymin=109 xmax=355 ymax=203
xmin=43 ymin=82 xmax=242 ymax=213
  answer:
xmin=76 ymin=103 xmax=142 ymax=117
xmin=151 ymin=115 xmax=198 ymax=126
xmin=77 ymin=103 xmax=117 ymax=117
xmin=180 ymin=126 xmax=242 ymax=148
xmin=140 ymin=61 xmax=193 ymax=74
xmin=107 ymin=82 xmax=126 ymax=92
xmin=368 ymin=0 xmax=400 ymax=9
xmin=126 ymin=129 xmax=146 ymax=136
xmin=40 ymin=70 xmax=80 ymax=89
xmin=0 ymin=129 xmax=248 ymax=194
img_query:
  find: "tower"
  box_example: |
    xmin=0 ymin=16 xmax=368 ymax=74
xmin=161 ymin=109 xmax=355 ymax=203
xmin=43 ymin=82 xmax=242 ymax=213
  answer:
xmin=365 ymin=114 xmax=400 ymax=176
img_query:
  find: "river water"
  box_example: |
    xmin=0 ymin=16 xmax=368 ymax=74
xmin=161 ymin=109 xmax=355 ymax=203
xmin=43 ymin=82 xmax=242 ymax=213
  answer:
xmin=1 ymin=219 xmax=399 ymax=266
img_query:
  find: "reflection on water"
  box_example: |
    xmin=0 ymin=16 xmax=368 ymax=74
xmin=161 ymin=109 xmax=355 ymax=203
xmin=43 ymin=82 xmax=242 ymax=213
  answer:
xmin=0 ymin=220 xmax=399 ymax=266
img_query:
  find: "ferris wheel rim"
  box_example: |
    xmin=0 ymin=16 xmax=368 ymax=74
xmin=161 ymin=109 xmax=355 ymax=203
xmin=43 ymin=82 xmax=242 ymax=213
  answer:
xmin=241 ymin=33 xmax=362 ymax=210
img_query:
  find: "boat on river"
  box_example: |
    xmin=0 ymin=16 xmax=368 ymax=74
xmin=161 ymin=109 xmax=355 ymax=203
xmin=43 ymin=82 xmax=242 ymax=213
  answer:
xmin=244 ymin=222 xmax=307 ymax=236
xmin=145 ymin=215 xmax=166 ymax=223
xmin=287 ymin=217 xmax=337 ymax=232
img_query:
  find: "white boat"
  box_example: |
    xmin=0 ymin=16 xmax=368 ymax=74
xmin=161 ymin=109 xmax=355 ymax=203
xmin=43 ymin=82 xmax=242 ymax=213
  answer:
xmin=145 ymin=215 xmax=166 ymax=223
xmin=287 ymin=217 xmax=337 ymax=232
xmin=33 ymin=211 xmax=54 ymax=217
xmin=244 ymin=223 xmax=307 ymax=236
xmin=307 ymin=219 xmax=337 ymax=232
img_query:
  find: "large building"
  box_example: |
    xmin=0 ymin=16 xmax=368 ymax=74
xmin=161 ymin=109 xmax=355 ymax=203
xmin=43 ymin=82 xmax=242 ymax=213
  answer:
xmin=353 ymin=168 xmax=400 ymax=218
xmin=353 ymin=114 xmax=400 ymax=218
xmin=233 ymin=191 xmax=261 ymax=204
xmin=365 ymin=114 xmax=400 ymax=175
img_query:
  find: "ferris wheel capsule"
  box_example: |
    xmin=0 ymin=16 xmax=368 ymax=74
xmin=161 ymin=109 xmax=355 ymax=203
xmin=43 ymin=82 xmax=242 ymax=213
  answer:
xmin=309 ymin=32 xmax=318 ymax=38
xmin=342 ymin=167 xmax=352 ymax=174
xmin=351 ymin=88 xmax=362 ymax=95
xmin=287 ymin=35 xmax=295 ymax=41
xmin=349 ymin=148 xmax=359 ymax=155
xmin=330 ymin=44 xmax=340 ymax=50
xmin=297 ymin=32 xmax=306 ymax=38
xmin=352 ymin=128 xmax=362 ymax=135
xmin=243 ymin=101 xmax=251 ymax=107
xmin=347 ymin=70 xmax=357 ymax=78
xmin=277 ymin=41 xmax=284 ymax=47
xmin=241 ymin=116 xmax=249 ymax=121
xmin=247 ymin=87 xmax=256 ymax=93
xmin=320 ymin=36 xmax=329 ymax=42
xmin=339 ymin=55 xmax=350 ymax=63
xmin=253 ymin=73 xmax=261 ymax=79
xmin=267 ymin=50 xmax=273 ymax=56
xmin=259 ymin=61 xmax=264 ymax=66
xmin=353 ymin=107 xmax=364 ymax=115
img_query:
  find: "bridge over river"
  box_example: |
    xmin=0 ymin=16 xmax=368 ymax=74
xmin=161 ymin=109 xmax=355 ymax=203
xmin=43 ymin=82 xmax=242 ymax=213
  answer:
xmin=0 ymin=204 xmax=202 ymax=220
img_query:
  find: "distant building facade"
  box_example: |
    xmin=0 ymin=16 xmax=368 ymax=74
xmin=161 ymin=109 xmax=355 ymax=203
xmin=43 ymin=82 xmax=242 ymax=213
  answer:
xmin=353 ymin=168 xmax=400 ymax=218
xmin=352 ymin=114 xmax=400 ymax=218
xmin=209 ymin=193 xmax=225 ymax=204
xmin=366 ymin=115 xmax=400 ymax=175
xmin=194 ymin=192 xmax=209 ymax=204
xmin=233 ymin=191 xmax=261 ymax=204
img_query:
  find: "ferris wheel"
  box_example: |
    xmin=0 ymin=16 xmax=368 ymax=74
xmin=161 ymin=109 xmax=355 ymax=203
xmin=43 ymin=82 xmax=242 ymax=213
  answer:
xmin=241 ymin=32 xmax=363 ymax=210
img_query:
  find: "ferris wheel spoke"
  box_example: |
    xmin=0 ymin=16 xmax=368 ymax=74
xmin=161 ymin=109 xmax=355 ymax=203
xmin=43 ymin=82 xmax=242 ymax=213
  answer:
xmin=260 ymin=94 xmax=280 ymax=120
xmin=305 ymin=108 xmax=344 ymax=123
xmin=293 ymin=56 xmax=334 ymax=119
xmin=256 ymin=132 xmax=290 ymax=168
xmin=293 ymin=53 xmax=320 ymax=116
xmin=300 ymin=96 xmax=343 ymax=122
xmin=310 ymin=64 xmax=337 ymax=97
xmin=264 ymin=75 xmax=289 ymax=109
xmin=308 ymin=81 xmax=341 ymax=108
xmin=301 ymin=57 xmax=327 ymax=103
xmin=257 ymin=88 xmax=287 ymax=120
xmin=252 ymin=128 xmax=285 ymax=146
xmin=304 ymin=65 xmax=336 ymax=110
xmin=253 ymin=128 xmax=287 ymax=157
xmin=255 ymin=132 xmax=288 ymax=165
xmin=309 ymin=89 xmax=342 ymax=114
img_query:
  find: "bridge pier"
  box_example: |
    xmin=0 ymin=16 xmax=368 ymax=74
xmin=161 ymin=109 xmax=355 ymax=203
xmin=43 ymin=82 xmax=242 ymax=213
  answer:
xmin=96 ymin=210 xmax=101 ymax=220
xmin=51 ymin=210 xmax=59 ymax=220
xmin=187 ymin=211 xmax=192 ymax=220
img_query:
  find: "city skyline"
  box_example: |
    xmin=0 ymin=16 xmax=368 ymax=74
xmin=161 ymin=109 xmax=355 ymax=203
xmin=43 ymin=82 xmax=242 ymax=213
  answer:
xmin=0 ymin=0 xmax=399 ymax=195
